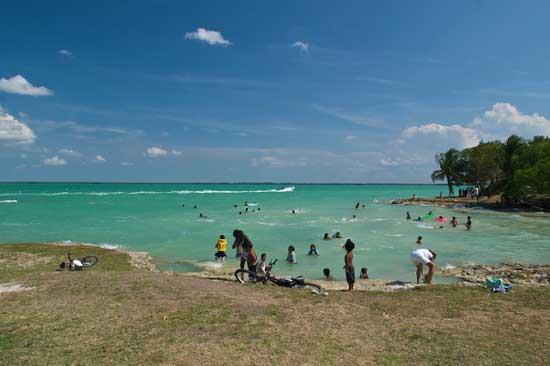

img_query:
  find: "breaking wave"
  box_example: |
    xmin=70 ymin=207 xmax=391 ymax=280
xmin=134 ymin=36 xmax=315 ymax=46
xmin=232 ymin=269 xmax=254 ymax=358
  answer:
xmin=0 ymin=186 xmax=295 ymax=197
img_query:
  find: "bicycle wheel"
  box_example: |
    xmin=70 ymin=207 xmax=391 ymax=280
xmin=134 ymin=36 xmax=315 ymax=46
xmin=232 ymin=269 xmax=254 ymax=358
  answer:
xmin=301 ymin=282 xmax=322 ymax=295
xmin=80 ymin=255 xmax=99 ymax=268
xmin=234 ymin=269 xmax=258 ymax=284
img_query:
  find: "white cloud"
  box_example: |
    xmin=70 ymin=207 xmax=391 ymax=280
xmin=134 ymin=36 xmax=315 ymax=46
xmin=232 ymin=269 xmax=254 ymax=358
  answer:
xmin=344 ymin=135 xmax=356 ymax=141
xmin=291 ymin=41 xmax=309 ymax=51
xmin=185 ymin=28 xmax=232 ymax=46
xmin=0 ymin=106 xmax=37 ymax=144
xmin=58 ymin=49 xmax=73 ymax=57
xmin=44 ymin=156 xmax=67 ymax=166
xmin=146 ymin=146 xmax=168 ymax=157
xmin=362 ymin=76 xmax=402 ymax=86
xmin=170 ymin=150 xmax=182 ymax=156
xmin=0 ymin=75 xmax=53 ymax=96
xmin=94 ymin=155 xmax=106 ymax=162
xmin=312 ymin=104 xmax=377 ymax=126
xmin=58 ymin=148 xmax=82 ymax=157
xmin=379 ymin=158 xmax=400 ymax=167
xmin=400 ymin=123 xmax=480 ymax=150
xmin=472 ymin=102 xmax=550 ymax=140
xmin=250 ymin=156 xmax=307 ymax=168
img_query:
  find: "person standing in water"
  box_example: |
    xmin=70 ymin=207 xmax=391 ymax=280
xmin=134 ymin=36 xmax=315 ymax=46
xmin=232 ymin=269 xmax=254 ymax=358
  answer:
xmin=416 ymin=236 xmax=423 ymax=246
xmin=410 ymin=248 xmax=437 ymax=285
xmin=355 ymin=202 xmax=360 ymax=209
xmin=466 ymin=216 xmax=472 ymax=231
xmin=406 ymin=211 xmax=411 ymax=220
xmin=343 ymin=239 xmax=355 ymax=291
xmin=450 ymin=217 xmax=459 ymax=227
xmin=232 ymin=229 xmax=243 ymax=258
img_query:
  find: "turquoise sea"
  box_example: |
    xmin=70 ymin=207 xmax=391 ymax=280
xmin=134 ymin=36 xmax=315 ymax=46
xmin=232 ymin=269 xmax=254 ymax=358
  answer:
xmin=1 ymin=183 xmax=549 ymax=282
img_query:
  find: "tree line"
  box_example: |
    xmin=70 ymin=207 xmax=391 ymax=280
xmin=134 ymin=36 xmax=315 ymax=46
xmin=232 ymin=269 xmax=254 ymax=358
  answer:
xmin=431 ymin=135 xmax=550 ymax=202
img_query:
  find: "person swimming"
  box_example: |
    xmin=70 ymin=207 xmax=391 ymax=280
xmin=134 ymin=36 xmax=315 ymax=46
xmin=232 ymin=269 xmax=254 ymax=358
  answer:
xmin=414 ymin=217 xmax=423 ymax=222
xmin=291 ymin=209 xmax=296 ymax=214
xmin=323 ymin=233 xmax=331 ymax=240
xmin=359 ymin=267 xmax=369 ymax=280
xmin=323 ymin=268 xmax=334 ymax=281
xmin=355 ymin=202 xmax=360 ymax=209
xmin=416 ymin=236 xmax=422 ymax=245
xmin=333 ymin=232 xmax=342 ymax=239
xmin=450 ymin=216 xmax=458 ymax=227
xmin=307 ymin=244 xmax=319 ymax=256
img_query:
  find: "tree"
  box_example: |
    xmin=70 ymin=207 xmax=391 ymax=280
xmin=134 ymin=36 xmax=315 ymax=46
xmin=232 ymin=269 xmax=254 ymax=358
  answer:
xmin=461 ymin=141 xmax=504 ymax=195
xmin=431 ymin=148 xmax=462 ymax=196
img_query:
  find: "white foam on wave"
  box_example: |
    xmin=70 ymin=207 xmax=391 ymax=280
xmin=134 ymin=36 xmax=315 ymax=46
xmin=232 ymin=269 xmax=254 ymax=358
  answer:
xmin=204 ymin=261 xmax=223 ymax=270
xmin=416 ymin=223 xmax=434 ymax=230
xmin=0 ymin=186 xmax=295 ymax=197
xmin=443 ymin=263 xmax=456 ymax=270
xmin=0 ymin=200 xmax=17 ymax=204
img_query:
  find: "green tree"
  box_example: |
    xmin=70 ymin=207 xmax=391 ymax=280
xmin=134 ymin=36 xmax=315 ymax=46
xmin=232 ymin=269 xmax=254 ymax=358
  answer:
xmin=431 ymin=148 xmax=462 ymax=196
xmin=461 ymin=141 xmax=504 ymax=195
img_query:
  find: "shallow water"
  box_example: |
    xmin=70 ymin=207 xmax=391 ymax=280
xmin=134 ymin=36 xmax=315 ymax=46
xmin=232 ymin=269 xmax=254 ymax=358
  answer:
xmin=1 ymin=183 xmax=549 ymax=281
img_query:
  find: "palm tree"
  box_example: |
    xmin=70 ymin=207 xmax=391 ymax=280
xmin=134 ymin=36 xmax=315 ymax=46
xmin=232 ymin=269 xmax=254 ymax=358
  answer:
xmin=431 ymin=148 xmax=462 ymax=196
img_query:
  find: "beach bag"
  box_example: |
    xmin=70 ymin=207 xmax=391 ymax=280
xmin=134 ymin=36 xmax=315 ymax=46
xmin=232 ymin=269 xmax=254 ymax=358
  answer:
xmin=485 ymin=277 xmax=505 ymax=289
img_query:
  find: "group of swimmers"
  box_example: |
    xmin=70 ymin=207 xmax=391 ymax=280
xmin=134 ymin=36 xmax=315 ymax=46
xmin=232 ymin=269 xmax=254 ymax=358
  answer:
xmin=406 ymin=210 xmax=472 ymax=230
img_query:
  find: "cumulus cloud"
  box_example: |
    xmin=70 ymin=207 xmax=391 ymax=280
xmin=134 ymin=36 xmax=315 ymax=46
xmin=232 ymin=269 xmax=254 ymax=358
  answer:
xmin=58 ymin=148 xmax=82 ymax=157
xmin=400 ymin=123 xmax=480 ymax=150
xmin=44 ymin=156 xmax=67 ymax=166
xmin=185 ymin=28 xmax=232 ymax=46
xmin=0 ymin=107 xmax=37 ymax=144
xmin=146 ymin=146 xmax=168 ymax=157
xmin=291 ymin=41 xmax=309 ymax=51
xmin=58 ymin=49 xmax=73 ymax=57
xmin=0 ymin=75 xmax=53 ymax=96
xmin=94 ymin=155 xmax=106 ymax=162
xmin=472 ymin=102 xmax=550 ymax=140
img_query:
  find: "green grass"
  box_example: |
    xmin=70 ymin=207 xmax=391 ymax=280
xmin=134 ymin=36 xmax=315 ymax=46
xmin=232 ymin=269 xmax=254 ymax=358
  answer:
xmin=1 ymin=244 xmax=550 ymax=365
xmin=0 ymin=243 xmax=132 ymax=282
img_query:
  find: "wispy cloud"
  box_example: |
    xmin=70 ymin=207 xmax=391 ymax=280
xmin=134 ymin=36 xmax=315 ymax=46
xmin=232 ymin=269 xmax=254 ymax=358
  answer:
xmin=291 ymin=41 xmax=309 ymax=52
xmin=0 ymin=75 xmax=53 ymax=96
xmin=184 ymin=28 xmax=232 ymax=46
xmin=58 ymin=49 xmax=73 ymax=57
xmin=94 ymin=155 xmax=106 ymax=163
xmin=359 ymin=76 xmax=402 ymax=86
xmin=480 ymin=88 xmax=550 ymax=99
xmin=172 ymin=74 xmax=269 ymax=88
xmin=58 ymin=148 xmax=82 ymax=157
xmin=311 ymin=104 xmax=378 ymax=127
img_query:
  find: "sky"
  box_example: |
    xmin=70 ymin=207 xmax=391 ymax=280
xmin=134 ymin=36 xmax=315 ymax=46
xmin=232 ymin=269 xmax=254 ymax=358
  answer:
xmin=2 ymin=0 xmax=550 ymax=183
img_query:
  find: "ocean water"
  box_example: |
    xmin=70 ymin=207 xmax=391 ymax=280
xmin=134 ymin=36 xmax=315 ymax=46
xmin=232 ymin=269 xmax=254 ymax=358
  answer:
xmin=1 ymin=183 xmax=549 ymax=282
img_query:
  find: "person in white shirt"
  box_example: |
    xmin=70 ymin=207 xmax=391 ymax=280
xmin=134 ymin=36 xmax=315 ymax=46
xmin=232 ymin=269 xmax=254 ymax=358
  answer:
xmin=67 ymin=253 xmax=83 ymax=270
xmin=410 ymin=248 xmax=437 ymax=285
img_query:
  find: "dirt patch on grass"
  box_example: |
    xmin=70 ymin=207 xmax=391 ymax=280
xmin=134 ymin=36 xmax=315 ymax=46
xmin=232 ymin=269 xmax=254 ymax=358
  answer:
xmin=0 ymin=283 xmax=30 ymax=294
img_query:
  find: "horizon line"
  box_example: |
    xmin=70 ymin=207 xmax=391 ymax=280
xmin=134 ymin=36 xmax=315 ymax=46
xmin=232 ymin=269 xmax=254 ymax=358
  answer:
xmin=0 ymin=181 xmax=443 ymax=186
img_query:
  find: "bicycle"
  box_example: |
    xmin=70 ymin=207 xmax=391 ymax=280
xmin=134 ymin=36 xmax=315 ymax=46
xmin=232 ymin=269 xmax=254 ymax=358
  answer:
xmin=234 ymin=259 xmax=322 ymax=294
xmin=60 ymin=255 xmax=99 ymax=270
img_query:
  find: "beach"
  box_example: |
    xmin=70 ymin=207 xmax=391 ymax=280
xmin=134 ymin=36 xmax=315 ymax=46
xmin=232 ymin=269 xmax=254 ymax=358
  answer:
xmin=2 ymin=183 xmax=550 ymax=285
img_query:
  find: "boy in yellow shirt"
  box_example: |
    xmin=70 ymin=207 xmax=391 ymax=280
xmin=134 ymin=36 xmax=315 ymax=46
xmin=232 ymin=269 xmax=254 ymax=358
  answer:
xmin=214 ymin=235 xmax=227 ymax=261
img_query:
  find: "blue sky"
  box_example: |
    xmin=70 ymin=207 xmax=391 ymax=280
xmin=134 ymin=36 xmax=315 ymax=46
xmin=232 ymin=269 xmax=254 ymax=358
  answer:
xmin=2 ymin=0 xmax=550 ymax=182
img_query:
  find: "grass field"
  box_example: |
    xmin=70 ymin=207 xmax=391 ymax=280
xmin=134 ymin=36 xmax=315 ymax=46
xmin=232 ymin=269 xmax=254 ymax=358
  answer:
xmin=1 ymin=244 xmax=550 ymax=365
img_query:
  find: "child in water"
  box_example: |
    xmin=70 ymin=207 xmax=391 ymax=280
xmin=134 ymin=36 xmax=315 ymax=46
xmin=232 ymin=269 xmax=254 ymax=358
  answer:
xmin=323 ymin=268 xmax=334 ymax=281
xmin=360 ymin=267 xmax=369 ymax=279
xmin=214 ymin=235 xmax=227 ymax=261
xmin=287 ymin=245 xmax=297 ymax=264
xmin=307 ymin=244 xmax=319 ymax=256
